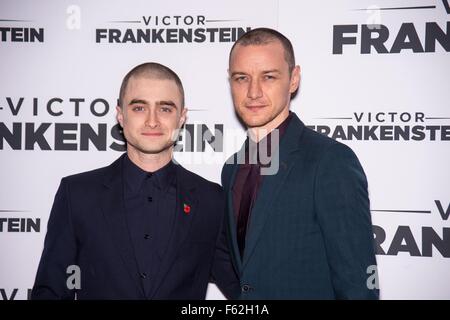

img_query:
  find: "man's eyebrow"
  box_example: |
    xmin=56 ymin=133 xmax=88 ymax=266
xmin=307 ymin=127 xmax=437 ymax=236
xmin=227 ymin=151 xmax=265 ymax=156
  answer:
xmin=230 ymin=69 xmax=281 ymax=77
xmin=156 ymin=100 xmax=177 ymax=108
xmin=129 ymin=99 xmax=149 ymax=105
xmin=262 ymin=69 xmax=281 ymax=74
xmin=230 ymin=71 xmax=247 ymax=77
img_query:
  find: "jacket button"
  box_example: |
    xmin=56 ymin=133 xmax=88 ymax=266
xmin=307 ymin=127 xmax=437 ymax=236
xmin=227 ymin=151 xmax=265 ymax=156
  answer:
xmin=140 ymin=272 xmax=148 ymax=279
xmin=241 ymin=284 xmax=252 ymax=293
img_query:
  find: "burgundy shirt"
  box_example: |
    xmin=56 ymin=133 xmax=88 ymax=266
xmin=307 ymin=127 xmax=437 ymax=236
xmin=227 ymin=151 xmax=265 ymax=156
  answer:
xmin=232 ymin=112 xmax=293 ymax=225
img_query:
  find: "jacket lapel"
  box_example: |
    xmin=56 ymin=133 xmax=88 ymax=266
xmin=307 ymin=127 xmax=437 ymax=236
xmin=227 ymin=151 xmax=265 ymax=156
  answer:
xmin=149 ymin=164 xmax=198 ymax=299
xmin=241 ymin=158 xmax=295 ymax=269
xmin=225 ymin=160 xmax=243 ymax=272
xmin=241 ymin=114 xmax=306 ymax=269
xmin=100 ymin=154 xmax=145 ymax=297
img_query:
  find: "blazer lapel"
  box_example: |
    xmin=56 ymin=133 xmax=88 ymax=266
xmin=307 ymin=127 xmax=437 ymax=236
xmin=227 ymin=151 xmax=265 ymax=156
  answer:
xmin=225 ymin=161 xmax=243 ymax=272
xmin=241 ymin=157 xmax=295 ymax=269
xmin=242 ymin=114 xmax=306 ymax=269
xmin=149 ymin=164 xmax=198 ymax=299
xmin=100 ymin=154 xmax=145 ymax=297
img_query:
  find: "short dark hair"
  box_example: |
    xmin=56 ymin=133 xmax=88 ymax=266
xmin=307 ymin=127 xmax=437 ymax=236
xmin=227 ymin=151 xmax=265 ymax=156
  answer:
xmin=229 ymin=27 xmax=296 ymax=74
xmin=118 ymin=62 xmax=185 ymax=108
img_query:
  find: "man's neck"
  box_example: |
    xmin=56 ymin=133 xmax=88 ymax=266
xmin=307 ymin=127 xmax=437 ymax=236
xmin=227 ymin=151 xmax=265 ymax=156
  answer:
xmin=248 ymin=108 xmax=290 ymax=143
xmin=127 ymin=147 xmax=173 ymax=172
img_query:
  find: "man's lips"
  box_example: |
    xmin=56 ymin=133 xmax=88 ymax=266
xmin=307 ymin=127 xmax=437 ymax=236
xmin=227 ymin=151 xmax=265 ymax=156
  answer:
xmin=245 ymin=104 xmax=267 ymax=111
xmin=141 ymin=132 xmax=164 ymax=136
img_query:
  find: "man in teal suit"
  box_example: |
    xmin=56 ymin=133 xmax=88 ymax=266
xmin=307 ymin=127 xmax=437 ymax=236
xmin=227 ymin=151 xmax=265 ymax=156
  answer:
xmin=222 ymin=28 xmax=379 ymax=299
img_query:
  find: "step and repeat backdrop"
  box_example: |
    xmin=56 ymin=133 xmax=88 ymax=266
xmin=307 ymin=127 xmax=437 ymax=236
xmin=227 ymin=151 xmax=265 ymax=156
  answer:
xmin=1 ymin=0 xmax=449 ymax=300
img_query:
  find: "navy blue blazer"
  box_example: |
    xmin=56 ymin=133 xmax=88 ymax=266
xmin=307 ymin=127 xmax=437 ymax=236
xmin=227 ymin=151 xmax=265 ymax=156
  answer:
xmin=222 ymin=113 xmax=379 ymax=299
xmin=32 ymin=154 xmax=239 ymax=299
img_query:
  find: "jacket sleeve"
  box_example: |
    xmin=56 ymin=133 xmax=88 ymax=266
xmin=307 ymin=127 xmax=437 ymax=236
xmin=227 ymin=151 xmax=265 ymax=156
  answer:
xmin=30 ymin=178 xmax=77 ymax=300
xmin=314 ymin=143 xmax=379 ymax=299
xmin=210 ymin=186 xmax=240 ymax=300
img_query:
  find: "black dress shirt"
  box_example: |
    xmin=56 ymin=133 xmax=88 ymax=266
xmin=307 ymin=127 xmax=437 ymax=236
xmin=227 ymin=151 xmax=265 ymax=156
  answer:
xmin=122 ymin=155 xmax=177 ymax=297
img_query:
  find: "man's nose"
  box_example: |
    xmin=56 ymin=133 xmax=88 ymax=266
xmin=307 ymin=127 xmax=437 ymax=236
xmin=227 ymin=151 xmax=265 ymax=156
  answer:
xmin=145 ymin=108 xmax=159 ymax=128
xmin=247 ymin=79 xmax=263 ymax=99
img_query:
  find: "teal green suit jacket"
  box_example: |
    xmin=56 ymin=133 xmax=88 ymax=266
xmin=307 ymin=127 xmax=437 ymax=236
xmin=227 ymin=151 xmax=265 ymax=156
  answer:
xmin=222 ymin=113 xmax=379 ymax=299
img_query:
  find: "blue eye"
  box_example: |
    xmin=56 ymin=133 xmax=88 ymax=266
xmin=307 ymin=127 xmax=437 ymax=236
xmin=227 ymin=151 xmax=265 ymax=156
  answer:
xmin=234 ymin=75 xmax=248 ymax=82
xmin=161 ymin=107 xmax=172 ymax=113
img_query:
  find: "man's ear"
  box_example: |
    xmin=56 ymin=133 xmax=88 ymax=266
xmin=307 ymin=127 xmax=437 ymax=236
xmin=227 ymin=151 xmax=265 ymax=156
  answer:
xmin=179 ymin=107 xmax=188 ymax=128
xmin=289 ymin=65 xmax=301 ymax=94
xmin=116 ymin=105 xmax=124 ymax=127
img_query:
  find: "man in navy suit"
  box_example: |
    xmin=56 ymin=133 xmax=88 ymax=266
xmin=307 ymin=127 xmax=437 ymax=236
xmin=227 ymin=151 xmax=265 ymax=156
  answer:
xmin=31 ymin=62 xmax=239 ymax=299
xmin=222 ymin=28 xmax=379 ymax=299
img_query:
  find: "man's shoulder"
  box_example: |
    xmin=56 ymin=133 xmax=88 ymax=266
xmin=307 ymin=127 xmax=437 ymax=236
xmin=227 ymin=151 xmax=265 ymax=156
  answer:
xmin=62 ymin=156 xmax=121 ymax=186
xmin=300 ymin=125 xmax=357 ymax=157
xmin=301 ymin=125 xmax=338 ymax=147
xmin=298 ymin=126 xmax=364 ymax=176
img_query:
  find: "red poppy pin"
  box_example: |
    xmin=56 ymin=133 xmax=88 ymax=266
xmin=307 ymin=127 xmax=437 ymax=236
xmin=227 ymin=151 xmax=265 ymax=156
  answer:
xmin=183 ymin=203 xmax=191 ymax=215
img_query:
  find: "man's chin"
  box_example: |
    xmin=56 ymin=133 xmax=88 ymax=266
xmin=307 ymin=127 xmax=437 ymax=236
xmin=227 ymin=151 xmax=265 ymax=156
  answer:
xmin=241 ymin=115 xmax=270 ymax=129
xmin=140 ymin=148 xmax=168 ymax=155
xmin=135 ymin=144 xmax=172 ymax=155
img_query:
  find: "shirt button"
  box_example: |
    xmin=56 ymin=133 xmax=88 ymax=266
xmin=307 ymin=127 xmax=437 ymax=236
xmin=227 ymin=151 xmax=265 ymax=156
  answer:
xmin=241 ymin=284 xmax=252 ymax=293
xmin=147 ymin=196 xmax=153 ymax=202
xmin=144 ymin=234 xmax=150 ymax=240
xmin=140 ymin=272 xmax=148 ymax=279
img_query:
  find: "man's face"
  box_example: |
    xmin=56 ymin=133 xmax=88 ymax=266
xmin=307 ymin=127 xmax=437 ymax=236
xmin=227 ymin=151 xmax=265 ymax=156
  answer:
xmin=229 ymin=41 xmax=300 ymax=131
xmin=116 ymin=76 xmax=186 ymax=155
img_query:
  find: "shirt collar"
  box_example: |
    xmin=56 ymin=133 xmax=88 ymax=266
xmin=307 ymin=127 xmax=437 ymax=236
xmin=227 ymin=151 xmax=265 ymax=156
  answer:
xmin=123 ymin=154 xmax=176 ymax=194
xmin=245 ymin=111 xmax=293 ymax=165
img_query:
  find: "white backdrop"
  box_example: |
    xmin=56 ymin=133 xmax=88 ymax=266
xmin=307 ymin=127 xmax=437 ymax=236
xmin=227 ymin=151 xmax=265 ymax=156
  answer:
xmin=1 ymin=0 xmax=449 ymax=300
